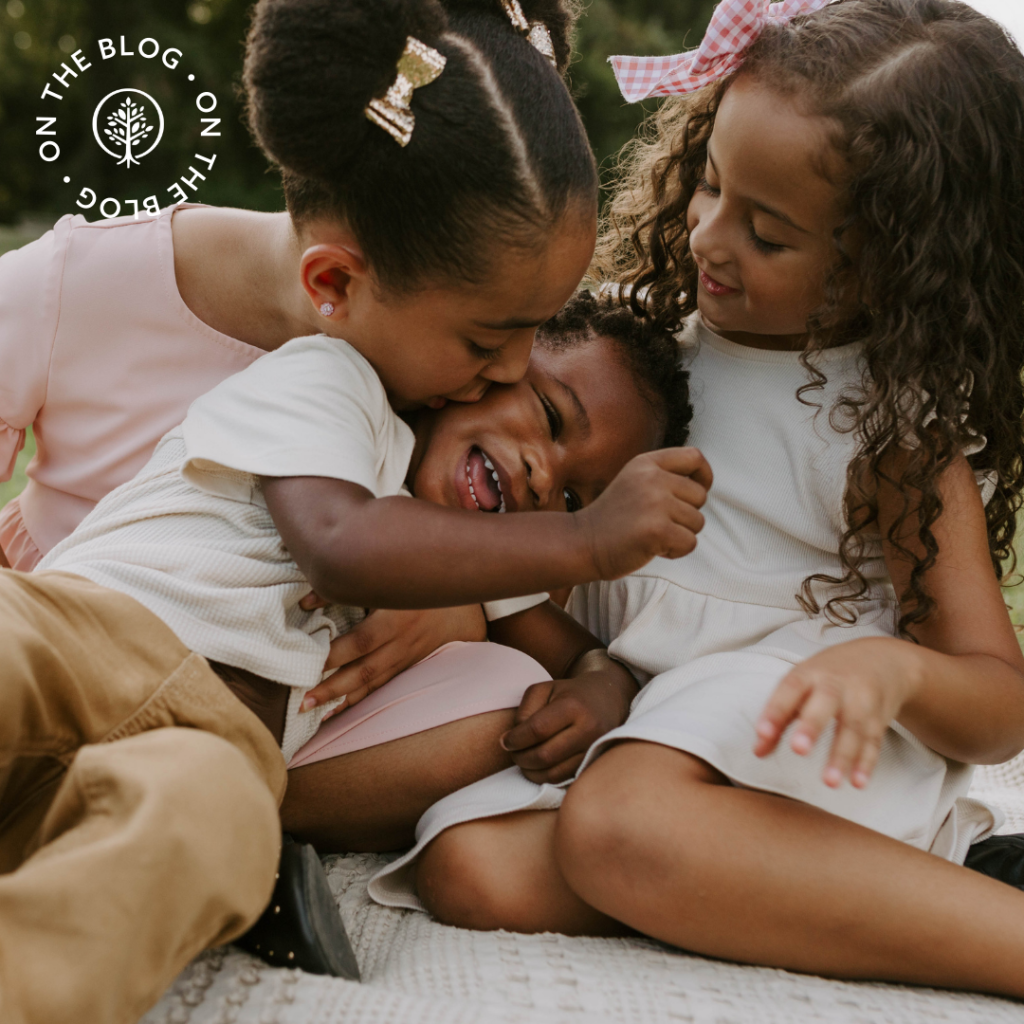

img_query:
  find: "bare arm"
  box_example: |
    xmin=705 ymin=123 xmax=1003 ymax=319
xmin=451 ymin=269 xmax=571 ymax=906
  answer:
xmin=757 ymin=452 xmax=1024 ymax=783
xmin=261 ymin=447 xmax=711 ymax=610
xmin=886 ymin=453 xmax=1024 ymax=764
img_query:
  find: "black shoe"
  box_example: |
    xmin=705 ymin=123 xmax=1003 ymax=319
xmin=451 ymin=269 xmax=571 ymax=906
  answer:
xmin=234 ymin=834 xmax=361 ymax=979
xmin=964 ymin=833 xmax=1024 ymax=891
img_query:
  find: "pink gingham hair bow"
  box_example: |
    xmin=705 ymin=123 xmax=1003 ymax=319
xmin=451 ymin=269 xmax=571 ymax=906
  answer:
xmin=611 ymin=0 xmax=832 ymax=103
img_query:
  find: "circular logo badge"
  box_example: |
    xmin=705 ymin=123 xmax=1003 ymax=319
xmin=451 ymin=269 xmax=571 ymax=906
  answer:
xmin=92 ymin=88 xmax=165 ymax=167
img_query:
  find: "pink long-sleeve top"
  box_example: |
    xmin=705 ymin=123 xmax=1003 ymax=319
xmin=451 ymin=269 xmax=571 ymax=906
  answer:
xmin=0 ymin=204 xmax=265 ymax=570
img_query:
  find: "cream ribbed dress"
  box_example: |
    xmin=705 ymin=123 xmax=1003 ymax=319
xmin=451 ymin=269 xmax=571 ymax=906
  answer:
xmin=370 ymin=314 xmax=1000 ymax=912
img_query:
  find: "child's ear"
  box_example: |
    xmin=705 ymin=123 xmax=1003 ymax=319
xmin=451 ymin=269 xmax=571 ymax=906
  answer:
xmin=299 ymin=243 xmax=369 ymax=322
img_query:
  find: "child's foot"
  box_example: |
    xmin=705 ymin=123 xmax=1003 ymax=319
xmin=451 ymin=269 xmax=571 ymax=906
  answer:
xmin=234 ymin=834 xmax=361 ymax=978
xmin=964 ymin=833 xmax=1024 ymax=891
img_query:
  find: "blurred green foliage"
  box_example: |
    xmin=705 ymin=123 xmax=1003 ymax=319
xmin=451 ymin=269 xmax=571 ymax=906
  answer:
xmin=0 ymin=427 xmax=33 ymax=508
xmin=0 ymin=0 xmax=715 ymax=224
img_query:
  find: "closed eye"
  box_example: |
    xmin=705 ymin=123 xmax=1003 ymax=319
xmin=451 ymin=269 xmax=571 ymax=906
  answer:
xmin=469 ymin=339 xmax=503 ymax=361
xmin=535 ymin=388 xmax=562 ymax=440
xmin=748 ymin=225 xmax=786 ymax=255
xmin=697 ymin=176 xmax=720 ymax=197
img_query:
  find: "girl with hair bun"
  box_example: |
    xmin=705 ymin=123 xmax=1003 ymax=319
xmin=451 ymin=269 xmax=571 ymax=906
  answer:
xmin=0 ymin=0 xmax=713 ymax=1012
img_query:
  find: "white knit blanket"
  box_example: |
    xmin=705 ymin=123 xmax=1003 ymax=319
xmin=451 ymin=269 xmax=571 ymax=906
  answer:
xmin=143 ymin=757 xmax=1024 ymax=1024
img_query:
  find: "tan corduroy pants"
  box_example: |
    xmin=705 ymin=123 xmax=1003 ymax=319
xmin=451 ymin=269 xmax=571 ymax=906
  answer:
xmin=0 ymin=570 xmax=288 ymax=1024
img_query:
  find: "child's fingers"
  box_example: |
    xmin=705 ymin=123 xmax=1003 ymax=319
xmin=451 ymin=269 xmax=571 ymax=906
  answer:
xmin=520 ymin=752 xmax=585 ymax=785
xmin=852 ymin=736 xmax=882 ymax=789
xmin=299 ymin=590 xmax=331 ymax=611
xmin=788 ymin=685 xmax=841 ymax=757
xmin=755 ymin=670 xmax=812 ymax=757
xmin=825 ymin=693 xmax=885 ymax=787
xmin=512 ymin=681 xmax=555 ymax=727
xmin=501 ymin=697 xmax=575 ymax=754
xmin=323 ymin=615 xmax=391 ymax=672
xmin=649 ymin=447 xmax=714 ymax=494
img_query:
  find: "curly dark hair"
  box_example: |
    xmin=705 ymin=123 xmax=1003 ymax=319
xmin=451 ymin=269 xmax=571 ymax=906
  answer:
xmin=537 ymin=289 xmax=692 ymax=449
xmin=244 ymin=0 xmax=596 ymax=292
xmin=596 ymin=0 xmax=1024 ymax=631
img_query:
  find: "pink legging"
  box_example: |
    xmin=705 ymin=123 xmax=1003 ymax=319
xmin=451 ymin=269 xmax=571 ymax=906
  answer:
xmin=288 ymin=641 xmax=550 ymax=769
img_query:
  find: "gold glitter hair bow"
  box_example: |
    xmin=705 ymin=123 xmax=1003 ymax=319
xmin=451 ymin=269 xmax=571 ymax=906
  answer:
xmin=500 ymin=0 xmax=557 ymax=66
xmin=365 ymin=36 xmax=447 ymax=147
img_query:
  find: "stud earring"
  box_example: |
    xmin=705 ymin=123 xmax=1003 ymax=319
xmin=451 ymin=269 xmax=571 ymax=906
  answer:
xmin=319 ymin=302 xmax=335 ymax=317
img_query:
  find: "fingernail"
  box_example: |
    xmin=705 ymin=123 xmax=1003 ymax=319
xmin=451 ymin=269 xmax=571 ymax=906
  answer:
xmin=791 ymin=733 xmax=812 ymax=755
xmin=499 ymin=733 xmax=512 ymax=751
xmin=852 ymin=770 xmax=869 ymax=788
xmin=824 ymin=767 xmax=842 ymax=788
xmin=755 ymin=720 xmax=775 ymax=739
xmin=300 ymin=696 xmax=316 ymax=712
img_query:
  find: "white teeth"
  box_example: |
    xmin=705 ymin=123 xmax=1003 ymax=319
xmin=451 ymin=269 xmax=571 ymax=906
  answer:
xmin=482 ymin=454 xmax=495 ymax=472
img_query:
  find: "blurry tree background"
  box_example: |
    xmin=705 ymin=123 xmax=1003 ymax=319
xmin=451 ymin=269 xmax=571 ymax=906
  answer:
xmin=0 ymin=0 xmax=715 ymax=234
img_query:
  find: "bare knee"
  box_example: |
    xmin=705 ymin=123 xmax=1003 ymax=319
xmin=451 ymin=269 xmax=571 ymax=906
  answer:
xmin=417 ymin=814 xmax=555 ymax=933
xmin=555 ymin=743 xmax=720 ymax=900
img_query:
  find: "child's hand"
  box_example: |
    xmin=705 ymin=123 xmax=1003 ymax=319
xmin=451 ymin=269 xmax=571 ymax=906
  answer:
xmin=301 ymin=605 xmax=487 ymax=713
xmin=576 ymin=448 xmax=712 ymax=580
xmin=500 ymin=655 xmax=637 ymax=784
xmin=754 ymin=638 xmax=922 ymax=789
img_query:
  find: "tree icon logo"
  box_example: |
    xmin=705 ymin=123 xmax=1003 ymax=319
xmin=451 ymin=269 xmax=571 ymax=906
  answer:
xmin=91 ymin=88 xmax=165 ymax=167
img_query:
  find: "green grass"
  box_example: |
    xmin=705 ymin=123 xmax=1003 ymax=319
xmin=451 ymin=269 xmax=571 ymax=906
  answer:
xmin=0 ymin=428 xmax=35 ymax=510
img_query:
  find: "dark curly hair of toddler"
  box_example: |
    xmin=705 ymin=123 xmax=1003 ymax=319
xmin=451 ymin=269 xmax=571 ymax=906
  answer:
xmin=538 ymin=290 xmax=692 ymax=450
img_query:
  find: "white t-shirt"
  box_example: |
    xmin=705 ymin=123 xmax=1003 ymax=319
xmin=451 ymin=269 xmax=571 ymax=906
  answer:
xmin=41 ymin=335 xmax=416 ymax=760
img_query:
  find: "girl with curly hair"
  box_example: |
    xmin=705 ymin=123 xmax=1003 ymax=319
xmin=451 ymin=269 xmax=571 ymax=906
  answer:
xmin=389 ymin=0 xmax=1024 ymax=997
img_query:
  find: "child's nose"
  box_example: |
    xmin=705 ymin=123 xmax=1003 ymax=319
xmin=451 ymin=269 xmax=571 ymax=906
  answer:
xmin=481 ymin=330 xmax=534 ymax=385
xmin=690 ymin=205 xmax=732 ymax=268
xmin=527 ymin=456 xmax=555 ymax=508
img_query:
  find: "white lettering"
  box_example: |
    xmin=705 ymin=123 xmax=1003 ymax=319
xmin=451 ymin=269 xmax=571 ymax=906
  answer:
xmin=40 ymin=83 xmax=63 ymax=101
xmin=119 ymin=36 xmax=134 ymax=57
xmin=52 ymin=62 xmax=78 ymax=88
xmin=143 ymin=195 xmax=160 ymax=216
xmin=35 ymin=116 xmax=57 ymax=136
xmin=180 ymin=166 xmax=206 ymax=191
xmin=193 ymin=152 xmax=217 ymax=169
xmin=38 ymin=141 xmax=59 ymax=162
xmin=195 ymin=92 xmax=217 ymax=113
xmin=199 ymin=118 xmax=221 ymax=137
xmin=138 ymin=38 xmax=159 ymax=59
xmin=76 ymin=188 xmax=97 ymax=210
xmin=162 ymin=47 xmax=181 ymax=70
xmin=125 ymin=199 xmax=139 ymax=218
xmin=100 ymin=197 xmax=121 ymax=219
xmin=97 ymin=38 xmax=115 ymax=60
xmin=167 ymin=183 xmax=188 ymax=204
xmin=71 ymin=49 xmax=91 ymax=72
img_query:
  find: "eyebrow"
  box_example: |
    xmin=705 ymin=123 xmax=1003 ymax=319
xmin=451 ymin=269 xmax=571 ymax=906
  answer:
xmin=707 ymin=148 xmax=810 ymax=234
xmin=472 ymin=316 xmax=547 ymax=331
xmin=552 ymin=376 xmax=590 ymax=436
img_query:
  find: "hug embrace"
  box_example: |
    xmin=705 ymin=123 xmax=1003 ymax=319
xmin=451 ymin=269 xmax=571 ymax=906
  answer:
xmin=3 ymin=0 xmax=1024 ymax=1018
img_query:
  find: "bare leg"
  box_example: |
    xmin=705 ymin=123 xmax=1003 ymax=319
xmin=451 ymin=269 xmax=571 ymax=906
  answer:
xmin=417 ymin=811 xmax=628 ymax=936
xmin=281 ymin=710 xmax=515 ymax=852
xmin=552 ymin=741 xmax=1024 ymax=996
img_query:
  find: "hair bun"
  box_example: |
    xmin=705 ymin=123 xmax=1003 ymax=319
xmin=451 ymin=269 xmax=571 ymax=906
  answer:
xmin=244 ymin=0 xmax=448 ymax=182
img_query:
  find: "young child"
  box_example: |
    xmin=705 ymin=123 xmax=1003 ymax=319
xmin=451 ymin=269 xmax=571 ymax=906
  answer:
xmin=281 ymin=290 xmax=694 ymax=853
xmin=0 ymin=5 xmax=711 ymax=1024
xmin=386 ymin=0 xmax=1024 ymax=999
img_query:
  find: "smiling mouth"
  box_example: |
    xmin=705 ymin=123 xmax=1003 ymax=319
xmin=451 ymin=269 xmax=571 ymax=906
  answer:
xmin=465 ymin=447 xmax=506 ymax=513
xmin=699 ymin=268 xmax=739 ymax=297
